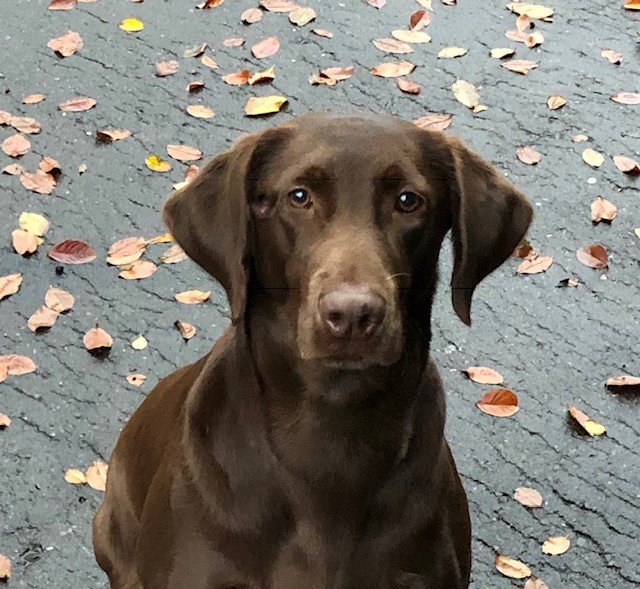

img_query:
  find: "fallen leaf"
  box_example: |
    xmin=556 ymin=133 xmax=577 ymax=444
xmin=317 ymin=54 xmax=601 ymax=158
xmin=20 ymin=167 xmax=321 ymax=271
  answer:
xmin=155 ymin=60 xmax=179 ymax=77
xmin=507 ymin=3 xmax=553 ymax=19
xmin=476 ymin=389 xmax=519 ymax=417
xmin=184 ymin=165 xmax=199 ymax=181
xmin=78 ymin=163 xmax=87 ymax=174
xmin=186 ymin=81 xmax=205 ymax=93
xmin=107 ymin=236 xmax=146 ymax=265
xmin=2 ymin=164 xmax=23 ymax=175
xmin=490 ymin=47 xmax=516 ymax=59
xmin=10 ymin=116 xmax=42 ymax=134
xmin=58 ymin=96 xmax=96 ymax=112
xmin=174 ymin=320 xmax=196 ymax=340
xmin=373 ymin=38 xmax=414 ymax=54
xmin=525 ymin=578 xmax=549 ymax=589
xmin=413 ymin=113 xmax=453 ymax=132
xmin=397 ymin=78 xmax=421 ymax=94
xmin=572 ymin=134 xmax=589 ymax=142
xmin=49 ymin=0 xmax=77 ymax=8
xmin=525 ymin=31 xmax=544 ymax=47
xmin=131 ymin=334 xmax=148 ymax=350
xmin=249 ymin=65 xmax=276 ymax=85
xmin=601 ymin=49 xmax=622 ymax=64
xmin=623 ymin=0 xmax=640 ymax=9
xmin=0 ymin=365 xmax=6 ymax=383
xmin=252 ymin=36 xmax=280 ymax=59
xmin=47 ymin=30 xmax=83 ymax=57
xmin=517 ymin=146 xmax=542 ymax=165
xmin=371 ymin=61 xmax=416 ymax=78
xmin=568 ymin=406 xmax=606 ymax=436
xmin=517 ymin=253 xmax=553 ymax=274
xmin=27 ymin=306 xmax=59 ymax=332
xmin=85 ymin=460 xmax=108 ymax=491
xmin=289 ymin=6 xmax=316 ymax=25
xmin=576 ymin=244 xmax=608 ymax=269
xmin=83 ymin=326 xmax=113 ymax=351
xmin=514 ymin=487 xmax=543 ymax=508
xmin=438 ymin=46 xmax=467 ymax=58
xmin=260 ymin=0 xmax=298 ymax=11
xmin=184 ymin=42 xmax=208 ymax=57
xmin=96 ymin=129 xmax=131 ymax=143
xmin=391 ymin=29 xmax=431 ymax=43
xmin=147 ymin=232 xmax=173 ymax=244
xmin=606 ymin=375 xmax=640 ymax=390
xmin=145 ymin=154 xmax=172 ymax=172
xmin=167 ymin=144 xmax=202 ymax=162
xmin=241 ymin=7 xmax=263 ymax=23
xmin=494 ymin=555 xmax=532 ymax=579
xmin=48 ymin=240 xmax=97 ymax=264
xmin=200 ymin=55 xmax=218 ymax=69
xmin=39 ymin=156 xmax=61 ymax=178
xmin=502 ymin=59 xmax=538 ymax=74
xmin=64 ymin=469 xmax=86 ymax=484
xmin=0 ymin=354 xmax=37 ymax=375
xmin=199 ymin=0 xmax=225 ymax=7
xmin=547 ymin=95 xmax=567 ymax=110
xmin=582 ymin=148 xmax=604 ymax=168
xmin=463 ymin=366 xmax=504 ymax=385
xmin=119 ymin=259 xmax=157 ymax=280
xmin=0 ymin=273 xmax=23 ymax=301
xmin=610 ymin=92 xmax=640 ymax=105
xmin=367 ymin=0 xmax=386 ymax=7
xmin=517 ymin=14 xmax=532 ymax=32
xmin=222 ymin=70 xmax=250 ymax=86
xmin=410 ymin=10 xmax=431 ymax=30
xmin=309 ymin=74 xmax=337 ymax=86
xmin=320 ymin=66 xmax=354 ymax=81
xmin=542 ymin=536 xmax=570 ymax=555
xmin=222 ymin=37 xmax=244 ymax=47
xmin=175 ymin=290 xmax=211 ymax=304
xmin=245 ymin=96 xmax=288 ymax=116
xmin=159 ymin=244 xmax=188 ymax=264
xmin=451 ymin=79 xmax=479 ymax=109
xmin=513 ymin=239 xmax=534 ymax=259
xmin=556 ymin=277 xmax=579 ymax=288
xmin=0 ymin=554 xmax=11 ymax=581
xmin=20 ymin=171 xmax=56 ymax=195
xmin=0 ymin=412 xmax=10 ymax=427
xmin=312 ymin=28 xmax=333 ymax=38
xmin=441 ymin=0 xmax=456 ymax=5
xmin=591 ymin=197 xmax=617 ymax=223
xmin=45 ymin=287 xmax=74 ymax=313
xmin=126 ymin=373 xmax=147 ymax=386
xmin=12 ymin=229 xmax=39 ymax=255
xmin=612 ymin=155 xmax=640 ymax=173
xmin=119 ymin=17 xmax=144 ymax=32
xmin=2 ymin=134 xmax=31 ymax=157
xmin=186 ymin=105 xmax=215 ymax=119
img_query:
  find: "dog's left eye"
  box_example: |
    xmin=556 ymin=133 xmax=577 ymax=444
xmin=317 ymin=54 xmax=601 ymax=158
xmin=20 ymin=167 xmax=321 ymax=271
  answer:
xmin=396 ymin=191 xmax=424 ymax=213
xmin=289 ymin=188 xmax=312 ymax=208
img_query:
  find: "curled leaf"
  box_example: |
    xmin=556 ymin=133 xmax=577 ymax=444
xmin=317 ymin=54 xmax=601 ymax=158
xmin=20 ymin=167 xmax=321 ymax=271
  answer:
xmin=245 ymin=96 xmax=288 ymax=116
xmin=612 ymin=155 xmax=639 ymax=174
xmin=490 ymin=47 xmax=516 ymax=59
xmin=107 ymin=237 xmax=146 ymax=265
xmin=28 ymin=306 xmax=59 ymax=332
xmin=601 ymin=49 xmax=622 ymax=64
xmin=0 ymin=354 xmax=37 ymax=375
xmin=576 ymin=244 xmax=608 ymax=269
xmin=64 ymin=469 xmax=87 ymax=484
xmin=542 ymin=536 xmax=570 ymax=555
xmin=568 ymin=406 xmax=606 ymax=436
xmin=516 ymin=146 xmax=541 ymax=165
xmin=222 ymin=70 xmax=250 ymax=86
xmin=119 ymin=259 xmax=157 ymax=280
xmin=83 ymin=326 xmax=113 ymax=351
xmin=45 ymin=287 xmax=74 ymax=313
xmin=85 ymin=460 xmax=108 ymax=491
xmin=476 ymin=389 xmax=519 ymax=417
xmin=0 ymin=273 xmax=23 ymax=301
xmin=174 ymin=320 xmax=196 ymax=340
xmin=547 ymin=95 xmax=566 ymax=110
xmin=590 ymin=197 xmax=617 ymax=224
xmin=397 ymin=78 xmax=421 ymax=94
xmin=155 ymin=60 xmax=179 ymax=77
xmin=96 ymin=129 xmax=131 ymax=143
xmin=605 ymin=375 xmax=640 ymax=390
xmin=47 ymin=30 xmax=83 ymax=57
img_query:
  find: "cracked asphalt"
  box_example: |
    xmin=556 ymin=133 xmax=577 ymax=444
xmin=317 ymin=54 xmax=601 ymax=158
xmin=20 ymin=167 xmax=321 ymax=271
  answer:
xmin=1 ymin=1 xmax=639 ymax=587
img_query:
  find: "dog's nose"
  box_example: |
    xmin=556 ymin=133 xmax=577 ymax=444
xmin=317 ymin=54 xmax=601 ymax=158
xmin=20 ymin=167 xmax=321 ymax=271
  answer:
xmin=318 ymin=286 xmax=386 ymax=339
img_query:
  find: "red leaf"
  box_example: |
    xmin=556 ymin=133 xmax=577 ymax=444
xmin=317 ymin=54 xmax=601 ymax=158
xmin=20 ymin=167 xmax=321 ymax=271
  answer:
xmin=48 ymin=239 xmax=97 ymax=264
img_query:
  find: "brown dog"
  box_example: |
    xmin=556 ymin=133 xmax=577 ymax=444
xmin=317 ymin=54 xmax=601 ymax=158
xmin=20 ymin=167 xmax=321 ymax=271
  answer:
xmin=93 ymin=114 xmax=532 ymax=589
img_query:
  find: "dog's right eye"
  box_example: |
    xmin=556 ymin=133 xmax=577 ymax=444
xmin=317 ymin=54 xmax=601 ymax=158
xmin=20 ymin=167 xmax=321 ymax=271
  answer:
xmin=289 ymin=188 xmax=312 ymax=208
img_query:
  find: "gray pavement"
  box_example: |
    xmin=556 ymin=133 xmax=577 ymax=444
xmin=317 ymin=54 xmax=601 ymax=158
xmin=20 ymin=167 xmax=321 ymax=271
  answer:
xmin=1 ymin=1 xmax=639 ymax=587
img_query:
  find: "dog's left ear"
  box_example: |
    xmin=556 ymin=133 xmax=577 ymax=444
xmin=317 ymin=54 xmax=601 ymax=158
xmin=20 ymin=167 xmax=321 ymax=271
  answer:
xmin=447 ymin=136 xmax=533 ymax=325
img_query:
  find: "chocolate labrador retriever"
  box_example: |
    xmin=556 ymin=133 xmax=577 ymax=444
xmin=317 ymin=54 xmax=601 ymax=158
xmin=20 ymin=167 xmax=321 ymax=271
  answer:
xmin=93 ymin=113 xmax=532 ymax=589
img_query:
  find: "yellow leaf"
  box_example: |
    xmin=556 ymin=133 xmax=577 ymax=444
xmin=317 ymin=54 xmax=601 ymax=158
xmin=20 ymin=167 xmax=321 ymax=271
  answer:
xmin=175 ymin=290 xmax=211 ymax=304
xmin=451 ymin=79 xmax=479 ymax=109
xmin=582 ymin=148 xmax=604 ymax=168
xmin=19 ymin=212 xmax=50 ymax=236
xmin=507 ymin=3 xmax=554 ymax=19
xmin=245 ymin=96 xmax=288 ymax=116
xmin=568 ymin=406 xmax=606 ymax=436
xmin=131 ymin=335 xmax=148 ymax=350
xmin=624 ymin=0 xmax=640 ymax=9
xmin=542 ymin=536 xmax=570 ymax=555
xmin=186 ymin=105 xmax=215 ymax=119
xmin=145 ymin=154 xmax=171 ymax=172
xmin=64 ymin=468 xmax=87 ymax=485
xmin=490 ymin=48 xmax=515 ymax=59
xmin=85 ymin=460 xmax=108 ymax=492
xmin=437 ymin=46 xmax=467 ymax=58
xmin=119 ymin=17 xmax=144 ymax=32
xmin=147 ymin=232 xmax=173 ymax=244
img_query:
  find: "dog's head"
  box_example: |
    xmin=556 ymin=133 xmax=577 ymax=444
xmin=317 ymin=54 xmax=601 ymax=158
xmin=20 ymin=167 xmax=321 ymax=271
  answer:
xmin=163 ymin=114 xmax=532 ymax=370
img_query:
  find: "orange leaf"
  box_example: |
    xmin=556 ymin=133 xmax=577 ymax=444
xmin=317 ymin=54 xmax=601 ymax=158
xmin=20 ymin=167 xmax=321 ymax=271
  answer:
xmin=590 ymin=197 xmax=617 ymax=224
xmin=2 ymin=134 xmax=31 ymax=157
xmin=249 ymin=66 xmax=276 ymax=85
xmin=601 ymin=49 xmax=622 ymax=64
xmin=83 ymin=326 xmax=113 ymax=351
xmin=20 ymin=171 xmax=56 ymax=195
xmin=568 ymin=406 xmax=606 ymax=436
xmin=623 ymin=0 xmax=640 ymax=9
xmin=245 ymin=96 xmax=288 ymax=116
xmin=107 ymin=236 xmax=146 ymax=265
xmin=0 ymin=412 xmax=10 ymax=427
xmin=126 ymin=373 xmax=147 ymax=386
xmin=10 ymin=116 xmax=41 ymax=134
xmin=45 ymin=287 xmax=75 ymax=313
xmin=27 ymin=306 xmax=59 ymax=332
xmin=48 ymin=0 xmax=76 ymax=9
xmin=0 ymin=273 xmax=23 ymax=301
xmin=252 ymin=36 xmax=280 ymax=58
xmin=174 ymin=320 xmax=196 ymax=340
xmin=576 ymin=244 xmax=608 ymax=269
xmin=222 ymin=70 xmax=250 ymax=86
xmin=260 ymin=0 xmax=298 ymax=12
xmin=96 ymin=129 xmax=131 ymax=143
xmin=547 ymin=95 xmax=566 ymax=110
xmin=175 ymin=290 xmax=211 ymax=304
xmin=605 ymin=375 xmax=640 ymax=390
xmin=58 ymin=96 xmax=96 ymax=112
xmin=85 ymin=460 xmax=108 ymax=491
xmin=119 ymin=259 xmax=157 ymax=280
xmin=159 ymin=244 xmax=187 ymax=264
xmin=312 ymin=29 xmax=333 ymax=38
xmin=370 ymin=61 xmax=416 ymax=78
xmin=48 ymin=240 xmax=96 ymax=264
xmin=186 ymin=105 xmax=215 ymax=119
xmin=514 ymin=486 xmax=543 ymax=508
xmin=0 ymin=554 xmax=11 ymax=581
xmin=542 ymin=536 xmax=570 ymax=555
xmin=0 ymin=354 xmax=37 ymax=375
xmin=463 ymin=366 xmax=504 ymax=385
xmin=12 ymin=229 xmax=39 ymax=255
xmin=47 ymin=30 xmax=83 ymax=57
xmin=494 ymin=555 xmax=531 ymax=579
xmin=476 ymin=389 xmax=519 ymax=417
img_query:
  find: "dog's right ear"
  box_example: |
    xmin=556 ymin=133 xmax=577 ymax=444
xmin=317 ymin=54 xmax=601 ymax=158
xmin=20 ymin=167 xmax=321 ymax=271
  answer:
xmin=163 ymin=129 xmax=284 ymax=323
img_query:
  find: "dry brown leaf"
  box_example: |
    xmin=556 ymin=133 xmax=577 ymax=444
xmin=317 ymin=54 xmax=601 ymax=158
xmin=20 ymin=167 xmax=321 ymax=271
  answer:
xmin=245 ymin=96 xmax=287 ymax=116
xmin=502 ymin=59 xmax=538 ymax=74
xmin=249 ymin=66 xmax=276 ymax=85
xmin=83 ymin=326 xmax=113 ymax=351
xmin=0 ymin=365 xmax=7 ymax=384
xmin=201 ymin=55 xmax=218 ymax=69
xmin=494 ymin=555 xmax=532 ymax=579
xmin=507 ymin=2 xmax=553 ymax=19
xmin=159 ymin=244 xmax=188 ymax=264
xmin=513 ymin=239 xmax=533 ymax=258
xmin=582 ymin=147 xmax=604 ymax=168
xmin=451 ymin=79 xmax=479 ymax=109
xmin=20 ymin=171 xmax=56 ymax=195
xmin=58 ymin=96 xmax=96 ymax=112
xmin=222 ymin=70 xmax=250 ymax=86
xmin=525 ymin=578 xmax=549 ymax=589
xmin=525 ymin=31 xmax=544 ymax=47
xmin=0 ymin=554 xmax=12 ymax=581
xmin=28 ymin=306 xmax=59 ymax=332
xmin=391 ymin=29 xmax=431 ymax=43
xmin=371 ymin=61 xmax=416 ymax=78
xmin=547 ymin=95 xmax=567 ymax=110
xmin=119 ymin=259 xmax=157 ymax=280
xmin=590 ymin=197 xmax=617 ymax=224
xmin=19 ymin=212 xmax=49 ymax=237
xmin=606 ymin=375 xmax=640 ymax=390
xmin=576 ymin=244 xmax=608 ymax=269
xmin=289 ymin=6 xmax=316 ymax=25
xmin=78 ymin=163 xmax=87 ymax=174
xmin=147 ymin=232 xmax=173 ymax=244
xmin=568 ymin=406 xmax=606 ymax=436
xmin=517 ymin=146 xmax=542 ymax=165
xmin=505 ymin=29 xmax=528 ymax=43
xmin=373 ymin=38 xmax=414 ymax=54
xmin=516 ymin=14 xmax=532 ymax=32
xmin=557 ymin=277 xmax=579 ymax=288
xmin=96 ymin=129 xmax=132 ymax=143
xmin=48 ymin=240 xmax=96 ymax=264
xmin=2 ymin=163 xmax=23 ymax=175
xmin=49 ymin=0 xmax=76 ymax=9
xmin=438 ymin=46 xmax=467 ymax=58
xmin=155 ymin=60 xmax=179 ymax=77
xmin=64 ymin=469 xmax=86 ymax=484
xmin=517 ymin=253 xmax=553 ymax=274
xmin=174 ymin=320 xmax=196 ymax=340
xmin=12 ymin=229 xmax=39 ymax=255
xmin=260 ymin=0 xmax=298 ymax=11
xmin=542 ymin=536 xmax=570 ymax=555
xmin=320 ymin=66 xmax=354 ymax=81
xmin=476 ymin=389 xmax=519 ymax=417
xmin=86 ymin=461 xmax=108 ymax=491
xmin=186 ymin=105 xmax=215 ymax=119
xmin=2 ymin=134 xmax=31 ymax=157
xmin=612 ymin=155 xmax=640 ymax=173
xmin=10 ymin=116 xmax=42 ymax=134
xmin=186 ymin=81 xmax=205 ymax=93
xmin=107 ymin=236 xmax=146 ymax=265
xmin=39 ymin=156 xmax=61 ymax=178
xmin=126 ymin=373 xmax=147 ymax=386
xmin=0 ymin=412 xmax=10 ymax=427
xmin=514 ymin=487 xmax=543 ymax=508
xmin=397 ymin=78 xmax=421 ymax=94
xmin=601 ymin=49 xmax=622 ymax=64
xmin=45 ymin=287 xmax=75 ymax=313
xmin=490 ymin=47 xmax=516 ymax=59
xmin=610 ymin=92 xmax=640 ymax=105
xmin=184 ymin=42 xmax=208 ymax=58
xmin=463 ymin=366 xmax=504 ymax=385
xmin=222 ymin=37 xmax=245 ymax=48
xmin=0 ymin=354 xmax=37 ymax=375
xmin=252 ymin=36 xmax=280 ymax=59
xmin=199 ymin=0 xmax=225 ymax=7
xmin=167 ymin=144 xmax=202 ymax=162
xmin=309 ymin=74 xmax=337 ymax=86
xmin=241 ymin=7 xmax=263 ymax=22
xmin=413 ymin=113 xmax=453 ymax=132
xmin=0 ymin=273 xmax=23 ymax=301
xmin=312 ymin=28 xmax=333 ymax=38
xmin=410 ymin=10 xmax=431 ymax=30
xmin=367 ymin=0 xmax=386 ymax=7
xmin=47 ymin=30 xmax=83 ymax=57
xmin=175 ymin=290 xmax=211 ymax=304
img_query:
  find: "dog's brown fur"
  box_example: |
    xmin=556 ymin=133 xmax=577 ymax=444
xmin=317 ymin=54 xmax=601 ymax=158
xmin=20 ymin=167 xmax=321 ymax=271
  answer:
xmin=93 ymin=114 xmax=532 ymax=589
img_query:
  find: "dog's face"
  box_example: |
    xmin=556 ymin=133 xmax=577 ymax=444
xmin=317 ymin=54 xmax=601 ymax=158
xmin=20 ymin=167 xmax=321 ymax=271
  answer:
xmin=163 ymin=115 xmax=532 ymax=371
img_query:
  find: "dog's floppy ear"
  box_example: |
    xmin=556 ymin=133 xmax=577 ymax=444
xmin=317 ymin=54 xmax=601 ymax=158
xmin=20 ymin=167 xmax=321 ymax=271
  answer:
xmin=162 ymin=132 xmax=267 ymax=323
xmin=447 ymin=136 xmax=533 ymax=325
